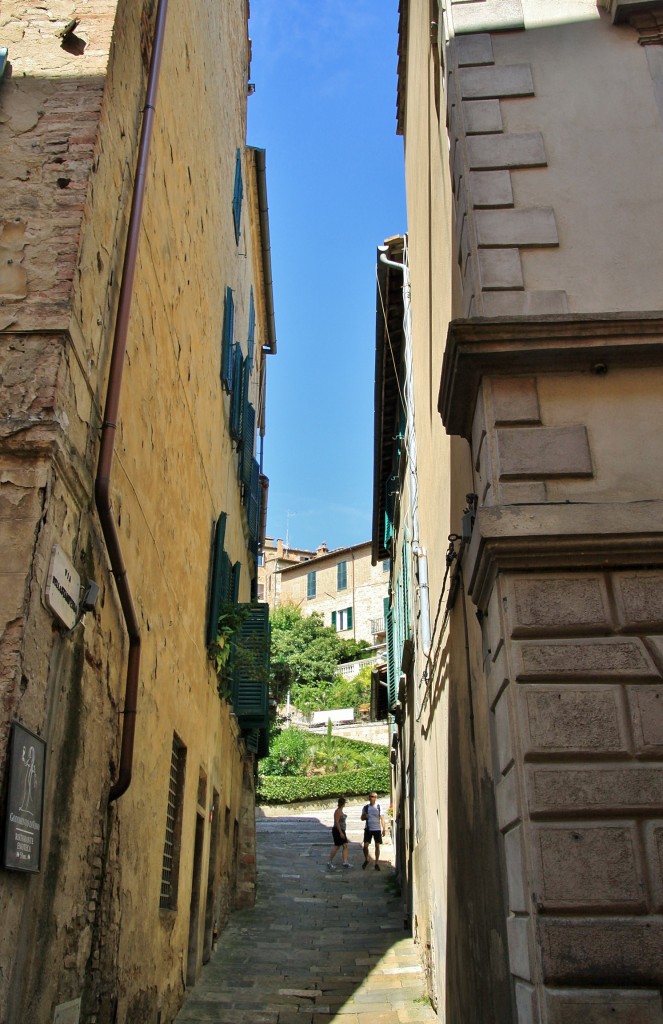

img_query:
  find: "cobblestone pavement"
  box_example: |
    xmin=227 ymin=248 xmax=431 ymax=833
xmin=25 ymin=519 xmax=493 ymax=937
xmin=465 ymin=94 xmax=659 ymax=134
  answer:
xmin=174 ymin=800 xmax=437 ymax=1023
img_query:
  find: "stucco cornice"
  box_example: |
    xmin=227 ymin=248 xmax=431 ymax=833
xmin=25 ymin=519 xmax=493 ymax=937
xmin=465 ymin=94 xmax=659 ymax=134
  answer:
xmin=466 ymin=500 xmax=663 ymax=611
xmin=439 ymin=313 xmax=663 ymax=440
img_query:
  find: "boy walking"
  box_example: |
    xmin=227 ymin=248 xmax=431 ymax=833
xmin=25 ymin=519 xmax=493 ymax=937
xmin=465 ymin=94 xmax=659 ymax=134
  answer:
xmin=361 ymin=792 xmax=386 ymax=870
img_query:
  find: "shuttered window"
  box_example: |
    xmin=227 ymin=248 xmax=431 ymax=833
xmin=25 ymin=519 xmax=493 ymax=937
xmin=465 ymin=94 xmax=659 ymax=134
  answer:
xmin=206 ymin=513 xmax=228 ymax=647
xmin=230 ymin=343 xmax=244 ymax=440
xmin=247 ymin=288 xmax=255 ymax=367
xmin=337 ymin=561 xmax=347 ymax=591
xmin=307 ymin=571 xmax=316 ymax=599
xmin=333 ymin=606 xmax=353 ymax=632
xmin=384 ymin=473 xmax=398 ymax=548
xmin=231 ymin=603 xmax=270 ymax=730
xmin=385 ymin=607 xmax=397 ymax=708
xmin=221 ymin=287 xmax=234 ymax=392
xmin=241 ymin=402 xmax=256 ymax=490
xmin=247 ymin=459 xmax=261 ymax=557
xmin=232 ymin=148 xmax=243 ymax=244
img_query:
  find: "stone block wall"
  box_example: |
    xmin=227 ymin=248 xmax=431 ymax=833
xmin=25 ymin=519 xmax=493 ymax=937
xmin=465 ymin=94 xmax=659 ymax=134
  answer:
xmin=483 ymin=568 xmax=663 ymax=1021
xmin=446 ymin=316 xmax=663 ymax=1019
xmin=446 ymin=10 xmax=568 ymax=319
xmin=0 ymin=2 xmax=114 ymax=332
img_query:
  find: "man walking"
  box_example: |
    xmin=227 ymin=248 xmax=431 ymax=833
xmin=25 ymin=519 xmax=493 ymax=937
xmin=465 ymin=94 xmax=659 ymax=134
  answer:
xmin=361 ymin=792 xmax=386 ymax=870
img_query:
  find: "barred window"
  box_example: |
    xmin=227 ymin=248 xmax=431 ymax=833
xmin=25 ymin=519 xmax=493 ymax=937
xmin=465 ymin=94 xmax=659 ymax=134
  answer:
xmin=160 ymin=734 xmax=186 ymax=910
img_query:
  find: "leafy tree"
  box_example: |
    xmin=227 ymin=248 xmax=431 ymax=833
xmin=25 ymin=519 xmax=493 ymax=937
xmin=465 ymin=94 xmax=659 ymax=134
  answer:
xmin=326 ymin=663 xmax=372 ymax=712
xmin=270 ymin=603 xmax=342 ymax=698
xmin=259 ymin=727 xmax=310 ymax=777
xmin=337 ymin=637 xmax=371 ymax=663
xmin=269 ymin=603 xmax=376 ymax=714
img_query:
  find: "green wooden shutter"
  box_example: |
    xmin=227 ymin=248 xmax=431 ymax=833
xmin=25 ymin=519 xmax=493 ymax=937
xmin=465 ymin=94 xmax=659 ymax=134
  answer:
xmin=385 ymin=607 xmax=397 ymax=708
xmin=232 ymin=148 xmax=243 ymax=243
xmin=248 ymin=458 xmax=260 ymax=557
xmin=347 ymin=606 xmax=353 ymax=630
xmin=240 ymin=354 xmax=250 ymax=442
xmin=241 ymin=403 xmax=255 ymax=490
xmin=244 ymin=728 xmax=259 ymax=754
xmin=232 ymin=561 xmax=241 ymax=604
xmin=231 ymin=603 xmax=270 ymax=728
xmin=403 ymin=536 xmax=411 ymax=637
xmin=247 ymin=288 xmax=255 ymax=366
xmin=220 ymin=551 xmax=233 ymax=606
xmin=307 ymin=571 xmax=316 ymax=599
xmin=337 ymin=561 xmax=347 ymax=590
xmin=230 ymin=344 xmax=243 ymax=440
xmin=395 ymin=567 xmax=405 ymax=682
xmin=384 ymin=473 xmax=397 ymax=548
xmin=331 ymin=610 xmax=337 ymax=630
xmin=221 ymin=288 xmax=234 ymax=391
xmin=206 ymin=513 xmax=227 ymax=647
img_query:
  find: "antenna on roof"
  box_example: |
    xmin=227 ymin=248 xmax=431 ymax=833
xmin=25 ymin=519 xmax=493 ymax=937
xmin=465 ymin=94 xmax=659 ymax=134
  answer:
xmin=285 ymin=510 xmax=294 ymax=554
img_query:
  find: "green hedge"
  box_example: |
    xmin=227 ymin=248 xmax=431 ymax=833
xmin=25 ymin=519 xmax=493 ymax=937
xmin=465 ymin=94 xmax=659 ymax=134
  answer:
xmin=257 ymin=764 xmax=391 ymax=804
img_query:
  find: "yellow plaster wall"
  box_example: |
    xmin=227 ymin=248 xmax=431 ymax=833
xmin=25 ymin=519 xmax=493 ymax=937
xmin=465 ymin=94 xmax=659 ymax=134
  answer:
xmin=0 ymin=1 xmax=267 ymax=1021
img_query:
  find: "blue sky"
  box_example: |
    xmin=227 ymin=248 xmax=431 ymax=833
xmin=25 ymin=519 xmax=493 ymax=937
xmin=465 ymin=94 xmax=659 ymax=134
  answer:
xmin=247 ymin=1 xmax=406 ymax=554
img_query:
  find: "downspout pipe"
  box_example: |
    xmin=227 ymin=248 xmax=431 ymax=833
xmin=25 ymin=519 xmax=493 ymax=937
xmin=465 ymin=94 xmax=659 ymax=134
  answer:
xmin=378 ymin=243 xmax=432 ymax=660
xmin=253 ymin=148 xmax=277 ymax=355
xmin=95 ymin=0 xmax=169 ymax=804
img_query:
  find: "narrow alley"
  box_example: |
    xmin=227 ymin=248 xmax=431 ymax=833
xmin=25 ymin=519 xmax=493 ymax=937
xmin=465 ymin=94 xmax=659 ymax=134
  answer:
xmin=174 ymin=801 xmax=436 ymax=1024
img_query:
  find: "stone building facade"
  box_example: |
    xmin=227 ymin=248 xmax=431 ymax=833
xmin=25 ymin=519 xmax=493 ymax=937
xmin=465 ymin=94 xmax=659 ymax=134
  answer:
xmin=279 ymin=541 xmax=389 ymax=648
xmin=376 ymin=1 xmax=663 ymax=1021
xmin=257 ymin=536 xmax=315 ymax=607
xmin=0 ymin=2 xmax=275 ymax=1021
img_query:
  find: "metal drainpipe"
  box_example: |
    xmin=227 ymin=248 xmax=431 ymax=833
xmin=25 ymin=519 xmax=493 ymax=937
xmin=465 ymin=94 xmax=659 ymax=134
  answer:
xmin=378 ymin=242 xmax=432 ymax=660
xmin=350 ymin=548 xmax=356 ymax=641
xmin=95 ymin=0 xmax=169 ymax=804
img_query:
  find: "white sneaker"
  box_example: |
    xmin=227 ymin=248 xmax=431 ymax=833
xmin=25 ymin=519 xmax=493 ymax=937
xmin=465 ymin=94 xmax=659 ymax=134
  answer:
xmin=327 ymin=862 xmax=336 ymax=870
xmin=342 ymin=863 xmax=353 ymax=869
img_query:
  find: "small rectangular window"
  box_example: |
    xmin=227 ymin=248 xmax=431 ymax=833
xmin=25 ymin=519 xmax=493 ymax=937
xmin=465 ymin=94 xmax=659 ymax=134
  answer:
xmin=160 ymin=735 xmax=186 ymax=910
xmin=337 ymin=561 xmax=347 ymax=591
xmin=383 ymin=559 xmax=390 ymax=572
xmin=307 ymin=571 xmax=316 ymax=599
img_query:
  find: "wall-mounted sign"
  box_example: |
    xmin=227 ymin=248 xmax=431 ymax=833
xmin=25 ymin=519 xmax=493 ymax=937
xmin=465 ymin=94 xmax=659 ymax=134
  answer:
xmin=53 ymin=997 xmax=81 ymax=1024
xmin=46 ymin=544 xmax=80 ymax=630
xmin=3 ymin=722 xmax=46 ymax=873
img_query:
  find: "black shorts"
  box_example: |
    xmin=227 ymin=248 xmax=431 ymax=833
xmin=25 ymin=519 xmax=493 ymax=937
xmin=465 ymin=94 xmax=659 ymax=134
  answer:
xmin=331 ymin=826 xmax=347 ymax=846
xmin=363 ymin=827 xmax=382 ymax=846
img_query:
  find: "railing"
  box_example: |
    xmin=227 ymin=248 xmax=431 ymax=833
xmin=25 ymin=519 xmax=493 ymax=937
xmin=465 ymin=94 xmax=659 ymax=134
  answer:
xmin=336 ymin=655 xmax=382 ymax=680
xmin=370 ymin=617 xmax=385 ymax=635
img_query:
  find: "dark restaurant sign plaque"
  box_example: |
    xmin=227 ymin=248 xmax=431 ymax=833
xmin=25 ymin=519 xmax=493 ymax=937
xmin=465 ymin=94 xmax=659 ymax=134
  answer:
xmin=3 ymin=722 xmax=46 ymax=872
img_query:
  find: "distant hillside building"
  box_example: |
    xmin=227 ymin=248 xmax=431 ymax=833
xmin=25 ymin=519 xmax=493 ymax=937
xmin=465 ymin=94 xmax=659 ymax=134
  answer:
xmin=257 ymin=536 xmax=315 ymax=606
xmin=279 ymin=541 xmax=389 ymax=649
